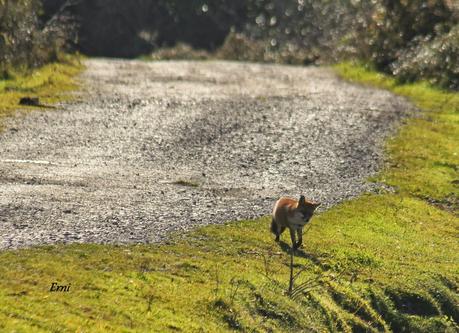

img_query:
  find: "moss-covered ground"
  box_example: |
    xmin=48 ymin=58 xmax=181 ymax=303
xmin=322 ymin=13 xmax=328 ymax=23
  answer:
xmin=0 ymin=62 xmax=457 ymax=332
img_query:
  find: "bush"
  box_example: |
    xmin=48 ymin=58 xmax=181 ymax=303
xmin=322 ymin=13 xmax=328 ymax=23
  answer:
xmin=240 ymin=0 xmax=355 ymax=63
xmin=216 ymin=32 xmax=266 ymax=62
xmin=392 ymin=24 xmax=459 ymax=90
xmin=37 ymin=0 xmax=459 ymax=90
xmin=150 ymin=43 xmax=210 ymax=61
xmin=0 ymin=0 xmax=74 ymax=73
xmin=215 ymin=32 xmax=320 ymax=65
xmin=350 ymin=0 xmax=455 ymax=71
xmin=236 ymin=0 xmax=458 ymax=89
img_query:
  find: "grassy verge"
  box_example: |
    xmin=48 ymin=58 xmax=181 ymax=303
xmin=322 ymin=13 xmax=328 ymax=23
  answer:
xmin=334 ymin=63 xmax=459 ymax=212
xmin=0 ymin=55 xmax=83 ymax=129
xmin=0 ymin=63 xmax=457 ymax=332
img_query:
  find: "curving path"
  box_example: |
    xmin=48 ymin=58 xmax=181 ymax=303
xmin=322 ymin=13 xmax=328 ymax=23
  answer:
xmin=0 ymin=59 xmax=415 ymax=249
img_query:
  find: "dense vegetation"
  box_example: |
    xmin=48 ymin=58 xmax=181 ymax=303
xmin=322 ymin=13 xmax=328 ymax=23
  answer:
xmin=1 ymin=0 xmax=458 ymax=89
xmin=0 ymin=0 xmax=75 ymax=76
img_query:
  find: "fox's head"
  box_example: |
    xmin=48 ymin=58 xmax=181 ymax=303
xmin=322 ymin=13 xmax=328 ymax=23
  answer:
xmin=297 ymin=195 xmax=320 ymax=222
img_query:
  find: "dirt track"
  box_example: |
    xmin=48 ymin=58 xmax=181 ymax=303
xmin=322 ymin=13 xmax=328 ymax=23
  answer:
xmin=0 ymin=59 xmax=415 ymax=249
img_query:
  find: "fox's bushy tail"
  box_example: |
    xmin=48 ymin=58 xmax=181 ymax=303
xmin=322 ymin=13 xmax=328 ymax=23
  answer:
xmin=270 ymin=218 xmax=277 ymax=235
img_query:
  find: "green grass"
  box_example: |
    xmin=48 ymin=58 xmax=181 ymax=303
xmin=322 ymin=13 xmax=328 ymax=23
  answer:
xmin=0 ymin=196 xmax=457 ymax=332
xmin=334 ymin=62 xmax=459 ymax=210
xmin=0 ymin=55 xmax=83 ymax=129
xmin=174 ymin=179 xmax=200 ymax=188
xmin=0 ymin=62 xmax=457 ymax=332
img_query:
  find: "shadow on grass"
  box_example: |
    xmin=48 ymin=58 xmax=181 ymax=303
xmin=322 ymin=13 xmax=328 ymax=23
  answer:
xmin=277 ymin=240 xmax=322 ymax=266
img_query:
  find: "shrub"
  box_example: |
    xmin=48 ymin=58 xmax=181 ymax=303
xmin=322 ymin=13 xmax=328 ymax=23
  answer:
xmin=350 ymin=0 xmax=455 ymax=72
xmin=150 ymin=43 xmax=210 ymax=61
xmin=0 ymin=0 xmax=74 ymax=73
xmin=36 ymin=0 xmax=459 ymax=90
xmin=216 ymin=32 xmax=320 ymax=65
xmin=216 ymin=32 xmax=266 ymax=62
xmin=392 ymin=24 xmax=459 ymax=90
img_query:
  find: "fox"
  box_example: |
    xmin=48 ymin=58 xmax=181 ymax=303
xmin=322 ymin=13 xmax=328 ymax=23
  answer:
xmin=271 ymin=195 xmax=320 ymax=249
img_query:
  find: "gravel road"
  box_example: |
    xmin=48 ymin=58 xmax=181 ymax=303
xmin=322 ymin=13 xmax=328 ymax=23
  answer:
xmin=0 ymin=59 xmax=415 ymax=249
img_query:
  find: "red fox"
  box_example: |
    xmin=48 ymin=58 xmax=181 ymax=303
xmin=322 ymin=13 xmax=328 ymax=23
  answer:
xmin=271 ymin=195 xmax=320 ymax=249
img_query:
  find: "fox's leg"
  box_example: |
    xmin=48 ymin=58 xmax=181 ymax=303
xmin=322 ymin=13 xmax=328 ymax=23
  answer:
xmin=275 ymin=225 xmax=286 ymax=242
xmin=279 ymin=226 xmax=286 ymax=235
xmin=289 ymin=228 xmax=297 ymax=249
xmin=296 ymin=228 xmax=303 ymax=248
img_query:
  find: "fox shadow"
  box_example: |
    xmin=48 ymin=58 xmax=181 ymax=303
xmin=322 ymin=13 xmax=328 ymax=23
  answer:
xmin=277 ymin=240 xmax=322 ymax=266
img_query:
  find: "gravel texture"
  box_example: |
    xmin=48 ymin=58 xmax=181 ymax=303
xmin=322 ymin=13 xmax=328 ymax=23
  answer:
xmin=0 ymin=59 xmax=415 ymax=249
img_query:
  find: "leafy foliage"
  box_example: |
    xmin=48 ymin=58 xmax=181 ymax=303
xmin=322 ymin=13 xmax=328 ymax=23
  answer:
xmin=145 ymin=0 xmax=458 ymax=89
xmin=0 ymin=0 xmax=75 ymax=74
xmin=350 ymin=0 xmax=455 ymax=70
xmin=392 ymin=24 xmax=459 ymax=90
xmin=3 ymin=1 xmax=457 ymax=88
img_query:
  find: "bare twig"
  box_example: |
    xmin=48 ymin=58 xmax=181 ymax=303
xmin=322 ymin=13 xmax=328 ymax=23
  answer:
xmin=288 ymin=247 xmax=294 ymax=295
xmin=213 ymin=266 xmax=220 ymax=297
xmin=228 ymin=277 xmax=241 ymax=304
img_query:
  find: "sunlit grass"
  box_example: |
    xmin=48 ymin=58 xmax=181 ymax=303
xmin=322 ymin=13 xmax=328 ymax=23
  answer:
xmin=0 ymin=194 xmax=457 ymax=332
xmin=335 ymin=62 xmax=459 ymax=208
xmin=0 ymin=62 xmax=457 ymax=332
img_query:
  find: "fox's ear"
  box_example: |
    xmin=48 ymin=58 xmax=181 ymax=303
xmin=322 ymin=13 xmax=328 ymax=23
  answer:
xmin=299 ymin=195 xmax=306 ymax=205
